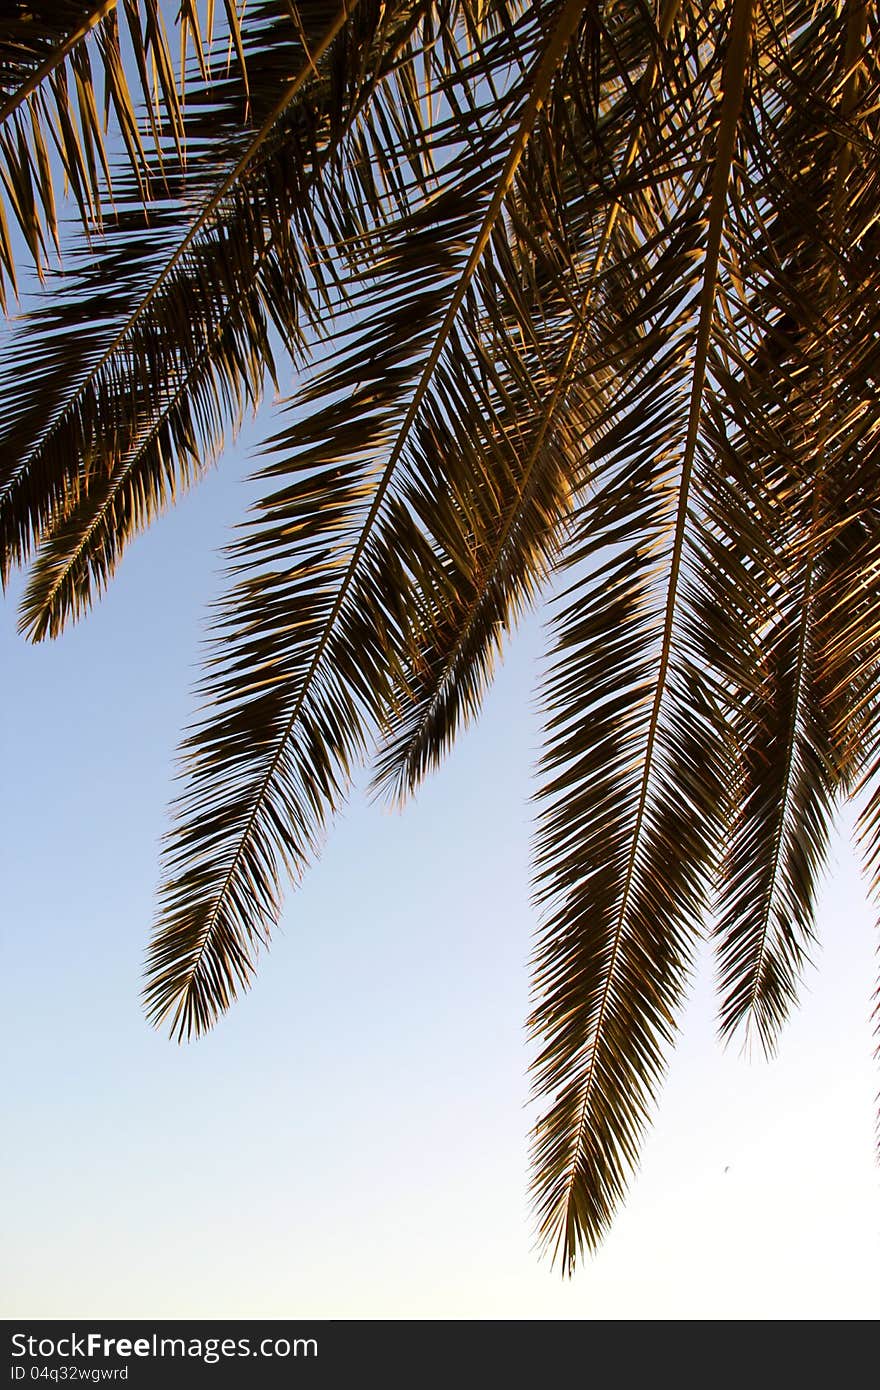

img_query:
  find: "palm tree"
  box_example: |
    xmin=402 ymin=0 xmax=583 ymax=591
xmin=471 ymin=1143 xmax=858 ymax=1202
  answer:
xmin=1 ymin=0 xmax=878 ymax=1272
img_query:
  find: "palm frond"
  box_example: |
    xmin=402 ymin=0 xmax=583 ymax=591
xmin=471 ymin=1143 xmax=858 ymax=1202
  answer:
xmin=143 ymin=0 xmax=600 ymax=1040
xmin=2 ymin=0 xmax=436 ymax=617
xmin=18 ymin=241 xmax=277 ymax=638
xmin=0 ymin=0 xmax=303 ymax=574
xmin=529 ymin=0 xmax=756 ymax=1268
xmin=371 ymin=0 xmax=684 ymax=804
xmin=696 ymin=0 xmax=880 ymax=1050
xmin=0 ymin=0 xmax=200 ymax=299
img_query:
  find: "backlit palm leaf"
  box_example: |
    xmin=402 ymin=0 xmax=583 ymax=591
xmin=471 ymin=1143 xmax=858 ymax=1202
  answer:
xmin=530 ymin=0 xmax=756 ymax=1267
xmin=0 ymin=0 xmax=194 ymax=299
xmin=696 ymin=0 xmax=880 ymax=1049
xmin=4 ymin=0 xmax=436 ymax=623
xmin=2 ymin=0 xmax=879 ymax=1267
xmin=371 ymin=2 xmax=680 ymax=802
xmin=144 ymin=0 xmax=594 ymax=1038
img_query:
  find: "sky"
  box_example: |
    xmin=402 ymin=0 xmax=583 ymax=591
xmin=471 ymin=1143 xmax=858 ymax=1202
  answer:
xmin=2 ymin=407 xmax=878 ymax=1321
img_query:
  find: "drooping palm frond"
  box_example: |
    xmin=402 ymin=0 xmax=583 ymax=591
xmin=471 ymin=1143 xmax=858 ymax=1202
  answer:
xmin=143 ymin=0 xmax=594 ymax=1039
xmin=4 ymin=0 xmax=880 ymax=1270
xmin=371 ymin=0 xmax=680 ymax=803
xmin=3 ymin=0 xmax=439 ymax=627
xmin=528 ymin=0 xmax=757 ymax=1268
xmin=695 ymin=0 xmax=880 ymax=1051
xmin=1 ymin=0 xmax=310 ymax=579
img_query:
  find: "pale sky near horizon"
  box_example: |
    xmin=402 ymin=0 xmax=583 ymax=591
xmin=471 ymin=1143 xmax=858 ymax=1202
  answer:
xmin=2 ymin=412 xmax=878 ymax=1321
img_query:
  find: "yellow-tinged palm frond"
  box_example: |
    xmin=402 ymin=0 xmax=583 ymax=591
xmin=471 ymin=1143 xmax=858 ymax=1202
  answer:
xmin=3 ymin=0 xmax=880 ymax=1268
xmin=692 ymin=0 xmax=880 ymax=1052
xmin=144 ymin=0 xmax=593 ymax=1039
xmin=529 ymin=0 xmax=757 ymax=1267
xmin=371 ymin=0 xmax=684 ymax=803
xmin=0 ymin=0 xmax=198 ymax=300
xmin=3 ymin=0 xmax=439 ymax=627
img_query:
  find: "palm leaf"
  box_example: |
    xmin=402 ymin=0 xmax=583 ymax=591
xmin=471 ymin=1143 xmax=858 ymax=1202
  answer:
xmin=1 ymin=0 xmax=436 ymax=613
xmin=529 ymin=0 xmax=756 ymax=1268
xmin=143 ymin=0 xmax=603 ymax=1039
xmin=0 ymin=0 xmax=198 ymax=299
xmin=372 ymin=0 xmax=684 ymax=803
xmin=697 ymin=0 xmax=880 ymax=1049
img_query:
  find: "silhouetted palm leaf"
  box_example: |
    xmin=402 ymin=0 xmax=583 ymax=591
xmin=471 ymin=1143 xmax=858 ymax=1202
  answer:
xmin=2 ymin=0 xmax=879 ymax=1268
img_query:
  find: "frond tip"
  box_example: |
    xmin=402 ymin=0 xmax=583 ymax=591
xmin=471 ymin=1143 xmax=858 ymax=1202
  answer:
xmin=143 ymin=887 xmax=272 ymax=1041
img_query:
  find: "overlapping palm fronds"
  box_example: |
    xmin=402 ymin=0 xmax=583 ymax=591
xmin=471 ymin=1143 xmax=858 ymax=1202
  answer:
xmin=0 ymin=0 xmax=187 ymax=296
xmin=2 ymin=0 xmax=879 ymax=1269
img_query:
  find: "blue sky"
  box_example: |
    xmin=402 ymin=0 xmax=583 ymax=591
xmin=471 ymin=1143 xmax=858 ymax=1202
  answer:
xmin=2 ymin=409 xmax=878 ymax=1320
